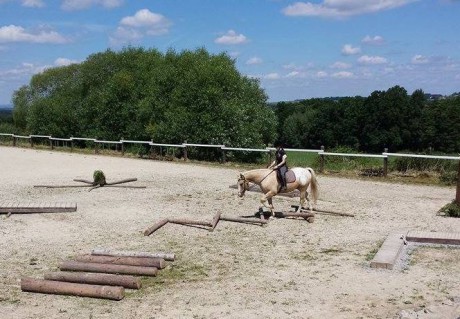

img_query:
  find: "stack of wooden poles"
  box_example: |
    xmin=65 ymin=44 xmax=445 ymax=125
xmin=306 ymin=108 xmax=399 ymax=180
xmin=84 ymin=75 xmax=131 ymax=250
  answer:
xmin=21 ymin=249 xmax=174 ymax=301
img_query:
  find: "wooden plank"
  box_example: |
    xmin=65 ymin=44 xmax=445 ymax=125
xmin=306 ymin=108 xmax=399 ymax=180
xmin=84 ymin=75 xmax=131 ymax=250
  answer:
xmin=0 ymin=202 xmax=77 ymax=214
xmin=406 ymin=231 xmax=460 ymax=245
xmin=370 ymin=233 xmax=405 ymax=270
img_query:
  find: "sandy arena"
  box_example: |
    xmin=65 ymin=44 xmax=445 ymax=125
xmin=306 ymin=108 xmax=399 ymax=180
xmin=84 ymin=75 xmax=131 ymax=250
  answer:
xmin=0 ymin=146 xmax=459 ymax=319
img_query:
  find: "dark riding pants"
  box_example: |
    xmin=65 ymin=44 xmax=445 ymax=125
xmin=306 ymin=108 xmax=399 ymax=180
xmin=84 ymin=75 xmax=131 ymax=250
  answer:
xmin=277 ymin=166 xmax=288 ymax=188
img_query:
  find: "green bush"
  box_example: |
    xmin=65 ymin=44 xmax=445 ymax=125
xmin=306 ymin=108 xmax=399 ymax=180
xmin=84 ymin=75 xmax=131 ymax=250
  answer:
xmin=439 ymin=201 xmax=460 ymax=218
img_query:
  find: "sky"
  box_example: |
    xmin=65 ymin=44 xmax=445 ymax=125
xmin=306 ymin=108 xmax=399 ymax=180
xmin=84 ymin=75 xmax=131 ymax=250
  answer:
xmin=0 ymin=0 xmax=459 ymax=105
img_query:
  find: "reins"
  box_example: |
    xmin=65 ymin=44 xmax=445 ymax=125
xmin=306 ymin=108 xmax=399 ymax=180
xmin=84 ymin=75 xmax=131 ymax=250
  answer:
xmin=245 ymin=169 xmax=275 ymax=191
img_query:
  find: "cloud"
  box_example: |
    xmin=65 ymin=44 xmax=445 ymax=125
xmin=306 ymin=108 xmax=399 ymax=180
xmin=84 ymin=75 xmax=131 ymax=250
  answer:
xmin=264 ymin=73 xmax=280 ymax=80
xmin=362 ymin=35 xmax=384 ymax=45
xmin=358 ymin=55 xmax=388 ymax=65
xmin=110 ymin=9 xmax=171 ymax=46
xmin=411 ymin=54 xmax=429 ymax=64
xmin=54 ymin=57 xmax=79 ymax=66
xmin=246 ymin=57 xmax=262 ymax=65
xmin=0 ymin=25 xmax=68 ymax=43
xmin=331 ymin=71 xmax=354 ymax=78
xmin=61 ymin=0 xmax=123 ymax=11
xmin=341 ymin=44 xmax=360 ymax=55
xmin=22 ymin=0 xmax=44 ymax=7
xmin=0 ymin=62 xmax=48 ymax=79
xmin=316 ymin=71 xmax=328 ymax=78
xmin=214 ymin=30 xmax=248 ymax=45
xmin=282 ymin=0 xmax=418 ymax=18
xmin=330 ymin=61 xmax=351 ymax=69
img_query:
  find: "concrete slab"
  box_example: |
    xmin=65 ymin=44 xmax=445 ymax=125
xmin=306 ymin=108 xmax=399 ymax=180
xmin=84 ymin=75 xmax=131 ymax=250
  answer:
xmin=370 ymin=233 xmax=405 ymax=269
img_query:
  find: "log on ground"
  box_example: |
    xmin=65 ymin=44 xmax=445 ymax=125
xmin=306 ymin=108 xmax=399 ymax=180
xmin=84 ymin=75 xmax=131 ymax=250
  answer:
xmin=91 ymin=249 xmax=175 ymax=261
xmin=168 ymin=218 xmax=213 ymax=228
xmin=21 ymin=277 xmax=124 ymax=300
xmin=220 ymin=216 xmax=268 ymax=225
xmin=60 ymin=261 xmax=158 ymax=276
xmin=74 ymin=255 xmax=165 ymax=269
xmin=44 ymin=271 xmax=141 ymax=289
xmin=144 ymin=218 xmax=169 ymax=236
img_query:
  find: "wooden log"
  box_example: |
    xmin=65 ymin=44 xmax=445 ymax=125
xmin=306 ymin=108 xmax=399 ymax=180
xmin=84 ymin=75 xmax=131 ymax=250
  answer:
xmin=211 ymin=212 xmax=221 ymax=231
xmin=106 ymin=178 xmax=137 ymax=185
xmin=291 ymin=205 xmax=355 ymax=217
xmin=144 ymin=218 xmax=169 ymax=236
xmin=33 ymin=185 xmax=91 ymax=188
xmin=74 ymin=255 xmax=165 ymax=269
xmin=91 ymin=249 xmax=175 ymax=261
xmin=44 ymin=271 xmax=141 ymax=289
xmin=60 ymin=261 xmax=158 ymax=277
xmin=220 ymin=216 xmax=268 ymax=225
xmin=21 ymin=277 xmax=124 ymax=300
xmin=168 ymin=218 xmax=213 ymax=228
xmin=73 ymin=179 xmax=95 ymax=185
xmin=278 ymin=212 xmax=315 ymax=218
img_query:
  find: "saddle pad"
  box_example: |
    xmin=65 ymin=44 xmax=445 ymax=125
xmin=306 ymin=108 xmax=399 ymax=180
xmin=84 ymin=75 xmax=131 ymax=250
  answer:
xmin=286 ymin=170 xmax=296 ymax=183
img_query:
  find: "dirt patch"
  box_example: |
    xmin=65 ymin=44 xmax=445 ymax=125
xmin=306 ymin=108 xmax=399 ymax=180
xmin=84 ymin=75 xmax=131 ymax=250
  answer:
xmin=1 ymin=146 xmax=459 ymax=319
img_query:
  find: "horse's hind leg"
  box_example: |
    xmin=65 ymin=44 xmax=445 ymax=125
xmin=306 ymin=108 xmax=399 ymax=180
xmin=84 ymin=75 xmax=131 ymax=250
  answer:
xmin=300 ymin=189 xmax=312 ymax=211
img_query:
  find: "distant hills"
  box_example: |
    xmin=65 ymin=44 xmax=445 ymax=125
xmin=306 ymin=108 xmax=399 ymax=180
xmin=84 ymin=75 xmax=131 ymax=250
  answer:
xmin=0 ymin=104 xmax=12 ymax=110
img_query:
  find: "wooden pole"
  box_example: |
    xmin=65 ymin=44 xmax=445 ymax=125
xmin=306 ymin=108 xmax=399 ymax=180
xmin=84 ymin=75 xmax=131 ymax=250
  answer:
xmin=60 ymin=261 xmax=158 ymax=276
xmin=383 ymin=148 xmax=388 ymax=177
xmin=277 ymin=212 xmax=315 ymax=218
xmin=168 ymin=218 xmax=213 ymax=228
xmin=220 ymin=216 xmax=268 ymax=225
xmin=320 ymin=145 xmax=325 ymax=173
xmin=34 ymin=185 xmax=91 ymax=188
xmin=211 ymin=212 xmax=221 ymax=231
xmin=106 ymin=178 xmax=138 ymax=185
xmin=74 ymin=255 xmax=165 ymax=269
xmin=92 ymin=249 xmax=175 ymax=261
xmin=291 ymin=205 xmax=354 ymax=217
xmin=21 ymin=277 xmax=124 ymax=300
xmin=44 ymin=271 xmax=141 ymax=289
xmin=144 ymin=218 xmax=169 ymax=236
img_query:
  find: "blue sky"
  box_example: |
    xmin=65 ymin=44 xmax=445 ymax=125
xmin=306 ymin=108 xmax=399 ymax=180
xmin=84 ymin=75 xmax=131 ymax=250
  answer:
xmin=0 ymin=0 xmax=459 ymax=105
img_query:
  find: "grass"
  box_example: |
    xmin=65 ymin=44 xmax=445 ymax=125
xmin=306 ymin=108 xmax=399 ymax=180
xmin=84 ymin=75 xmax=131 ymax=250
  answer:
xmin=365 ymin=239 xmax=384 ymax=261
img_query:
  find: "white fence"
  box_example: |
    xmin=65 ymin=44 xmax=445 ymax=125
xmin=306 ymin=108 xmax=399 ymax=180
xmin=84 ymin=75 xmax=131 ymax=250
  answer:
xmin=1 ymin=133 xmax=459 ymax=177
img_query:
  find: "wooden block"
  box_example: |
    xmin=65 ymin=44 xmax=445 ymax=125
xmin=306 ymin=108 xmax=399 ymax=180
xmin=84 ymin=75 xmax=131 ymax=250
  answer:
xmin=0 ymin=202 xmax=77 ymax=214
xmin=75 ymin=255 xmax=165 ymax=269
xmin=60 ymin=261 xmax=158 ymax=276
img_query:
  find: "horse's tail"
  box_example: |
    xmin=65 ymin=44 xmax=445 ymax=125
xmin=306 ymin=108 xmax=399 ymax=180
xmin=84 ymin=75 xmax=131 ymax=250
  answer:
xmin=307 ymin=167 xmax=319 ymax=206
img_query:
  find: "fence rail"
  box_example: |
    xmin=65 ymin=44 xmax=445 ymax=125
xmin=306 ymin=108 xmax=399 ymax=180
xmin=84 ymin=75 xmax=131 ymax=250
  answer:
xmin=1 ymin=132 xmax=459 ymax=176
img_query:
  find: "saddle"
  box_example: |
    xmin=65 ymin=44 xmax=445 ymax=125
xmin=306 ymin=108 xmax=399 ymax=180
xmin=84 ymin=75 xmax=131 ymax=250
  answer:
xmin=285 ymin=170 xmax=296 ymax=183
xmin=280 ymin=169 xmax=296 ymax=184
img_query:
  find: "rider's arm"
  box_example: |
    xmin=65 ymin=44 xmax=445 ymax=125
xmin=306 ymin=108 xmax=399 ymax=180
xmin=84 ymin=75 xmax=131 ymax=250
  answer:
xmin=275 ymin=155 xmax=287 ymax=169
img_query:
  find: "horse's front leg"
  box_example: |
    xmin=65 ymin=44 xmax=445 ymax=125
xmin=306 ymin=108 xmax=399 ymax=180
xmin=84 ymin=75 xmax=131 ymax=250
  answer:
xmin=260 ymin=192 xmax=276 ymax=217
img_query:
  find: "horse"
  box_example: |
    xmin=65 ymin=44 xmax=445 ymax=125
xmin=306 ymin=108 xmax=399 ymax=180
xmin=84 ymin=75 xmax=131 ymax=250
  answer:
xmin=237 ymin=167 xmax=318 ymax=216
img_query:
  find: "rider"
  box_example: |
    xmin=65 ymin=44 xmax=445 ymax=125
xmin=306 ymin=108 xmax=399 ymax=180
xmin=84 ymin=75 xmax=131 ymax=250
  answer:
xmin=269 ymin=141 xmax=288 ymax=191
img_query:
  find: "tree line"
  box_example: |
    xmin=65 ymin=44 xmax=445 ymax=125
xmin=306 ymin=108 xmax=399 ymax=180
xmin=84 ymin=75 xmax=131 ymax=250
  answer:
xmin=274 ymin=87 xmax=460 ymax=154
xmin=5 ymin=46 xmax=460 ymax=156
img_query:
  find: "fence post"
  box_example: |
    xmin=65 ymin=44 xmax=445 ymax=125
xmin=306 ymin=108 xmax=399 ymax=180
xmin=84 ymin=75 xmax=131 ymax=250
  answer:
xmin=121 ymin=138 xmax=125 ymax=156
xmin=95 ymin=139 xmax=99 ymax=154
xmin=30 ymin=136 xmax=33 ymax=148
xmin=150 ymin=140 xmax=154 ymax=158
xmin=268 ymin=144 xmax=273 ymax=167
xmin=183 ymin=140 xmax=188 ymax=161
xmin=319 ymin=145 xmax=325 ymax=173
xmin=221 ymin=145 xmax=226 ymax=163
xmin=70 ymin=137 xmax=74 ymax=152
xmin=383 ymin=148 xmax=388 ymax=177
xmin=50 ymin=137 xmax=53 ymax=150
xmin=456 ymin=160 xmax=460 ymax=205
xmin=13 ymin=135 xmax=17 ymax=147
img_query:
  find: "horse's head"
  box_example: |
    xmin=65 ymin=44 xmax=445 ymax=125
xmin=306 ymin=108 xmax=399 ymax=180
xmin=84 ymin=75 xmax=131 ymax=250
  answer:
xmin=237 ymin=173 xmax=249 ymax=197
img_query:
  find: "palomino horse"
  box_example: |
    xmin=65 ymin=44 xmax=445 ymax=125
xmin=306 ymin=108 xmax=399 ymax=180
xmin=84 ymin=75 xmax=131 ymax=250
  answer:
xmin=237 ymin=167 xmax=318 ymax=216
